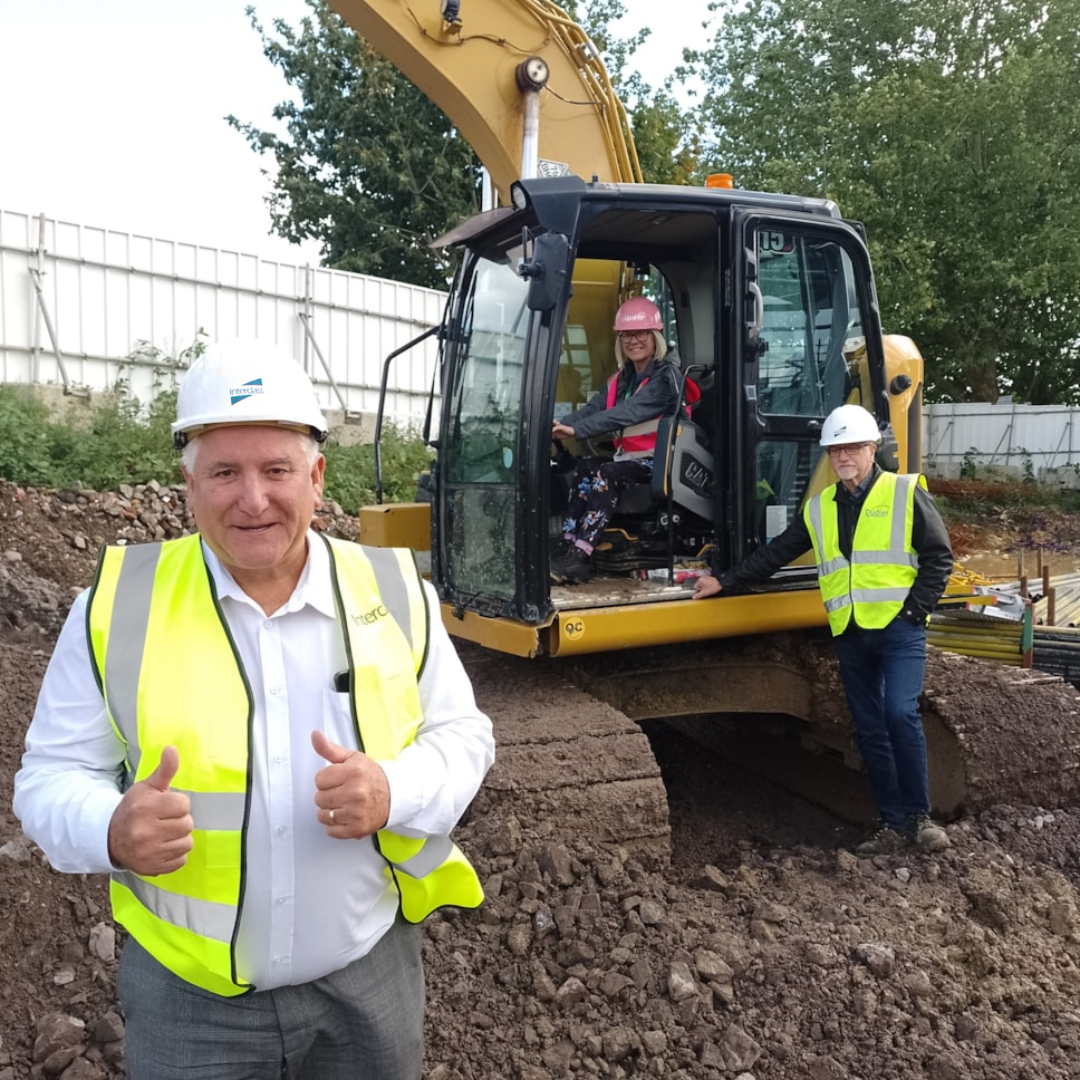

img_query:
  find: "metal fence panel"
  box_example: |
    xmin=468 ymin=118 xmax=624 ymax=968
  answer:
xmin=924 ymin=402 xmax=1080 ymax=482
xmin=0 ymin=209 xmax=445 ymax=427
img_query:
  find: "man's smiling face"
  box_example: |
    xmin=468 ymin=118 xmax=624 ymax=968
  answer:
xmin=183 ymin=424 xmax=324 ymax=593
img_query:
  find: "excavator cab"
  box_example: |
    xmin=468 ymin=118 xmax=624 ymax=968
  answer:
xmin=417 ymin=174 xmax=907 ymax=646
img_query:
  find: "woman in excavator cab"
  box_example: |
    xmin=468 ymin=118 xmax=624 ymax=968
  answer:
xmin=550 ymin=297 xmax=689 ymax=584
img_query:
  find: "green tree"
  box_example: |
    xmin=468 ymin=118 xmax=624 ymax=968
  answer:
xmin=229 ymin=2 xmax=480 ymax=289
xmin=568 ymin=1 xmax=701 ymax=185
xmin=232 ymin=1 xmax=698 ymax=288
xmin=694 ymin=0 xmax=1080 ymax=403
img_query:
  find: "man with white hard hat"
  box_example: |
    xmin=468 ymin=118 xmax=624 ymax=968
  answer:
xmin=693 ymin=404 xmax=954 ymax=858
xmin=15 ymin=340 xmax=494 ymax=1078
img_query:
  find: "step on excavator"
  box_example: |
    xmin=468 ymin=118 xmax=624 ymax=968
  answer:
xmin=328 ymin=0 xmax=1080 ymax=860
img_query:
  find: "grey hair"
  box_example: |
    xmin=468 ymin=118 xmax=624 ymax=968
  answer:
xmin=180 ymin=430 xmax=321 ymax=473
xmin=614 ymin=329 xmax=668 ymax=366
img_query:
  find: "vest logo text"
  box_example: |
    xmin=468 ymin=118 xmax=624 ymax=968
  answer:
xmin=354 ymin=604 xmax=389 ymax=626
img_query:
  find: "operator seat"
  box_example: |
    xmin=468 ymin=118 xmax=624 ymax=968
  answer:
xmin=593 ymin=356 xmax=716 ymax=571
xmin=615 ymin=350 xmax=715 ymax=520
xmin=611 ymin=415 xmax=714 ymax=519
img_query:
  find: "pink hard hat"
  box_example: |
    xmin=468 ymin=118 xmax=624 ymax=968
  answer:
xmin=614 ymin=296 xmax=663 ymax=332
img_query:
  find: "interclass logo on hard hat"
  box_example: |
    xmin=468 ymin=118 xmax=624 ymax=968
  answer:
xmin=230 ymin=378 xmax=265 ymax=405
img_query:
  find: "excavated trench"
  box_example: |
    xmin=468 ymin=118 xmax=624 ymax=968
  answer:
xmin=462 ymin=624 xmax=1080 ymax=882
xmin=460 ymin=620 xmax=1080 ymax=876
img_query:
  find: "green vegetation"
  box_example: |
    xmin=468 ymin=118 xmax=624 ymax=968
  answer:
xmin=931 ymin=476 xmax=1080 ymax=528
xmin=694 ymin=0 xmax=1080 ymax=404
xmin=0 ymin=384 xmax=179 ymax=491
xmin=0 ymin=383 xmax=433 ymax=516
xmin=322 ymin=427 xmax=434 ymax=513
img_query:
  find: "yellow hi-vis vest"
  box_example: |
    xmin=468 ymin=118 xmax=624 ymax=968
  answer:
xmin=86 ymin=532 xmax=483 ymax=997
xmin=803 ymin=471 xmax=923 ymax=636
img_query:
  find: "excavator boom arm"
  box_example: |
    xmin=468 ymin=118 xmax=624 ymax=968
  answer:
xmin=326 ymin=0 xmax=641 ymax=201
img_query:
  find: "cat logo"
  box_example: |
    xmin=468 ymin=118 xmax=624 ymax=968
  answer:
xmin=353 ymin=604 xmax=388 ymax=626
xmin=683 ymin=457 xmax=714 ymax=497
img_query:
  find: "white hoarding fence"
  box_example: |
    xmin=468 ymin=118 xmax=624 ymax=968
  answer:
xmin=924 ymin=402 xmax=1080 ymax=484
xmin=0 ymin=209 xmax=446 ymax=432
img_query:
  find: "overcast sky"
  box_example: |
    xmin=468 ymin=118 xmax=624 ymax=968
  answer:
xmin=0 ymin=0 xmax=716 ymax=265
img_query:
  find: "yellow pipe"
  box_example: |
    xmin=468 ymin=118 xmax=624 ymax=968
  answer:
xmin=928 ymin=629 xmax=1023 ymax=645
xmin=928 ymin=642 xmax=1025 ymax=660
xmin=930 ymin=638 xmax=1024 ymax=656
xmin=929 ymin=619 xmax=1024 ymax=634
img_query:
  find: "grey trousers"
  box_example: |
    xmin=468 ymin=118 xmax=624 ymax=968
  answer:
xmin=117 ymin=919 xmax=425 ymax=1080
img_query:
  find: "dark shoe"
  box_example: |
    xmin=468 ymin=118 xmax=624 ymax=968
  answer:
xmin=551 ymin=545 xmax=593 ymax=585
xmin=907 ymin=813 xmax=950 ymax=853
xmin=549 ymin=537 xmax=574 ymax=583
xmin=549 ymin=535 xmax=574 ymax=557
xmin=854 ymin=823 xmax=907 ymax=858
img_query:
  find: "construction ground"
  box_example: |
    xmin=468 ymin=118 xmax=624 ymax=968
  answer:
xmin=1 ymin=478 xmax=1079 ymax=1080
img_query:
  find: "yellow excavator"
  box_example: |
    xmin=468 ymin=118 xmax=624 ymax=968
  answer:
xmin=324 ymin=0 xmax=1070 ymax=855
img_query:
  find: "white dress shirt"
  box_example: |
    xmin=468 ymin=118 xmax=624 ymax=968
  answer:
xmin=14 ymin=533 xmax=494 ymax=990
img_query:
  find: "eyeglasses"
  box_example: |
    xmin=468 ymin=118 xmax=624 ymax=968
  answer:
xmin=618 ymin=330 xmax=652 ymax=342
xmin=827 ymin=443 xmax=871 ymax=459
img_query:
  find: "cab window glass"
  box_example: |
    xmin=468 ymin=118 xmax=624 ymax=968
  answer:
xmin=756 ymin=231 xmax=863 ymax=419
xmin=442 ymin=253 xmax=528 ymax=599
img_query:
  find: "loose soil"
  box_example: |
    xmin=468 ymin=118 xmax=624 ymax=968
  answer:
xmin=2 ymin=480 xmax=1080 ymax=1080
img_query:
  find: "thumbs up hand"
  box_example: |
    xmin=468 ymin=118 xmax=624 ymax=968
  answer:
xmin=311 ymin=730 xmax=390 ymax=839
xmin=107 ymin=746 xmax=194 ymax=875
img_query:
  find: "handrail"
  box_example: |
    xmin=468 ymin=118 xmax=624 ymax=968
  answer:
xmin=374 ymin=325 xmax=440 ymax=503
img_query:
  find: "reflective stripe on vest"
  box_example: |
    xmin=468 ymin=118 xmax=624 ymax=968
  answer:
xmin=603 ymin=366 xmax=689 ymax=459
xmin=322 ymin=536 xmax=484 ymax=922
xmin=87 ymin=534 xmax=482 ymax=997
xmin=804 ymin=472 xmax=922 ymax=635
xmin=87 ymin=535 xmax=253 ymax=996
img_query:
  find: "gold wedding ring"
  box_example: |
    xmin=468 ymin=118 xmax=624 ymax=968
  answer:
xmin=329 ymin=808 xmax=336 ymax=824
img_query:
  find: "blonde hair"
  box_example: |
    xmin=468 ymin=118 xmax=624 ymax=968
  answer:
xmin=614 ymin=329 xmax=667 ymax=366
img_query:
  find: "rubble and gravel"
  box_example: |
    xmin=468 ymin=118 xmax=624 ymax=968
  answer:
xmin=2 ymin=479 xmax=1080 ymax=1080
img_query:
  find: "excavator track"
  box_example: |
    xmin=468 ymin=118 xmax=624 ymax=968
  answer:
xmin=456 ymin=630 xmax=1080 ymax=863
xmin=458 ymin=644 xmax=671 ymax=866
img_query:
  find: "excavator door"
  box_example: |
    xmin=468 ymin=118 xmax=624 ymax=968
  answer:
xmin=726 ymin=209 xmax=890 ymax=575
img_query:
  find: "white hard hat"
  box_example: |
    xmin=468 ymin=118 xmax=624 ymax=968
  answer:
xmin=171 ymin=340 xmax=328 ymax=448
xmin=819 ymin=404 xmax=881 ymax=447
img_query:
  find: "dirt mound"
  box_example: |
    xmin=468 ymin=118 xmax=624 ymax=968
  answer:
xmin=928 ymin=479 xmax=1080 ymax=563
xmin=2 ymin=481 xmax=1080 ymax=1079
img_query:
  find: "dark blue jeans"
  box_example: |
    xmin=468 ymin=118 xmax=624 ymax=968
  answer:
xmin=830 ymin=616 xmax=930 ymax=827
